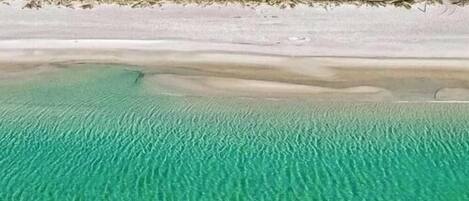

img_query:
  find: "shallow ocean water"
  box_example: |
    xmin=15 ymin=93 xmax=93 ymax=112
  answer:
xmin=0 ymin=64 xmax=468 ymax=200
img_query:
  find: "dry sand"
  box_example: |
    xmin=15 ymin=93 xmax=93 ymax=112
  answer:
xmin=1 ymin=2 xmax=469 ymax=57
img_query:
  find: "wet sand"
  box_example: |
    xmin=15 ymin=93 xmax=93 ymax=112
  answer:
xmin=1 ymin=44 xmax=469 ymax=102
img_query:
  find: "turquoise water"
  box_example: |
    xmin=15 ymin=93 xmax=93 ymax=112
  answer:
xmin=0 ymin=64 xmax=468 ymax=200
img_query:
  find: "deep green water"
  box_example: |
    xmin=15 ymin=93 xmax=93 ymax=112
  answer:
xmin=0 ymin=65 xmax=469 ymax=200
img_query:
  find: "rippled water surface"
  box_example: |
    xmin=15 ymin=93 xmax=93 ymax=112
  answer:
xmin=1 ymin=65 xmax=468 ymax=200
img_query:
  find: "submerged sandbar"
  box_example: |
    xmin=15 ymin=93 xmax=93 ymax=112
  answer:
xmin=1 ymin=43 xmax=469 ymax=102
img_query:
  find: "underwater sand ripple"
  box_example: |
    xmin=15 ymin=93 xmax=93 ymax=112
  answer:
xmin=0 ymin=65 xmax=469 ymax=200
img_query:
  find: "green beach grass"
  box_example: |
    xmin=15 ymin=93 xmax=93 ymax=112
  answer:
xmin=8 ymin=0 xmax=468 ymax=9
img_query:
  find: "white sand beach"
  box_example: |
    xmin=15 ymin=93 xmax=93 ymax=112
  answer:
xmin=1 ymin=2 xmax=469 ymax=57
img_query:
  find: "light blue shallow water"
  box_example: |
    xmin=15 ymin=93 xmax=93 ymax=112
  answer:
xmin=0 ymin=65 xmax=468 ymax=200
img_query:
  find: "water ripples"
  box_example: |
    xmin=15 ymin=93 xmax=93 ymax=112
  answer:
xmin=0 ymin=66 xmax=468 ymax=200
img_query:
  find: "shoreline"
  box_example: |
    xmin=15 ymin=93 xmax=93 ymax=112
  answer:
xmin=1 ymin=3 xmax=469 ymax=102
xmin=2 ymin=41 xmax=469 ymax=71
xmin=1 ymin=47 xmax=469 ymax=102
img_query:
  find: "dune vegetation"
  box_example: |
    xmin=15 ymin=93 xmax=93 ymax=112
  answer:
xmin=5 ymin=0 xmax=467 ymax=9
